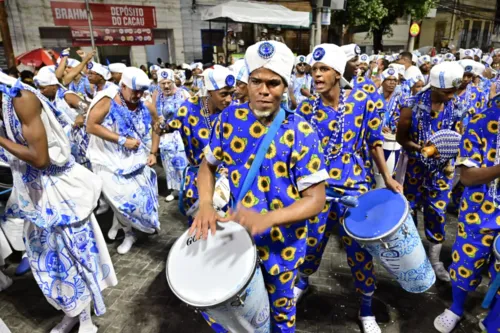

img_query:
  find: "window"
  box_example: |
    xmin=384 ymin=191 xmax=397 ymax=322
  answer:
xmin=460 ymin=20 xmax=470 ymax=49
xmin=482 ymin=22 xmax=491 ymax=49
xmin=470 ymin=20 xmax=482 ymax=48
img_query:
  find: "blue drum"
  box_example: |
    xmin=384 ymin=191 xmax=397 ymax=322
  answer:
xmin=343 ymin=188 xmax=436 ymax=293
xmin=495 ymin=235 xmax=500 ymax=264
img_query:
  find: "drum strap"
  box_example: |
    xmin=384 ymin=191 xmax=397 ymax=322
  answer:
xmin=482 ymin=271 xmax=500 ymax=309
xmin=234 ymin=108 xmax=286 ymax=208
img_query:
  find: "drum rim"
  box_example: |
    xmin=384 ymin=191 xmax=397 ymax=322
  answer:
xmin=165 ymin=221 xmax=258 ymax=309
xmin=494 ymin=234 xmax=500 ymax=261
xmin=343 ymin=190 xmax=409 ymax=242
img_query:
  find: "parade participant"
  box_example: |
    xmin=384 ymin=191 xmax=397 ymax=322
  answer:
xmin=34 ymin=67 xmax=91 ymax=168
xmin=295 ymin=44 xmax=402 ymax=333
xmin=158 ymin=66 xmax=234 ymax=224
xmin=418 ymin=55 xmax=432 ymax=85
xmin=291 ymin=55 xmax=312 ymax=106
xmin=433 ymin=96 xmax=500 ymax=333
xmin=358 ymin=54 xmax=370 ymax=77
xmin=444 ymin=53 xmax=456 ymax=62
xmin=230 ymin=59 xmax=249 ymax=105
xmin=194 ymin=40 xmax=328 ymax=333
xmin=108 ymin=63 xmax=126 ymax=85
xmin=340 ymin=44 xmax=361 ymax=86
xmin=397 ymin=62 xmax=465 ymax=282
xmin=191 ymin=63 xmax=205 ymax=94
xmin=60 ymin=53 xmax=95 ymax=101
xmin=175 ymin=70 xmax=191 ymax=95
xmin=399 ymin=52 xmax=423 ymax=82
xmin=86 ymin=67 xmax=160 ymax=254
xmin=379 ymin=68 xmax=404 ymax=134
xmin=222 ymin=28 xmax=237 ymax=59
xmin=270 ymin=26 xmax=285 ymax=43
xmin=149 ymin=64 xmax=161 ymax=94
xmin=492 ymin=49 xmax=500 ymax=71
xmin=0 ymin=71 xmax=117 ymax=333
xmin=258 ymin=28 xmax=269 ymax=41
xmin=472 ymin=48 xmax=482 ymax=62
xmin=87 ymin=62 xmax=117 ymax=97
xmin=154 ymin=68 xmax=189 ymax=202
xmin=459 ymin=49 xmax=474 ymax=60
xmin=431 ymin=55 xmax=443 ymax=66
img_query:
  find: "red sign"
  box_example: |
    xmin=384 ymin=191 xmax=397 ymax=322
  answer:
xmin=51 ymin=1 xmax=157 ymax=28
xmin=71 ymin=27 xmax=154 ymax=46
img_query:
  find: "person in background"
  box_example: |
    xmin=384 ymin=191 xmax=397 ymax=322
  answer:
xmin=417 ymin=55 xmax=432 ymax=85
xmin=58 ymin=49 xmax=95 ymax=101
xmin=258 ymin=27 xmax=268 ymax=42
xmin=230 ymin=59 xmax=249 ymax=105
xmin=108 ymin=63 xmax=127 ymax=85
xmin=149 ymin=65 xmax=161 ymax=94
xmin=270 ymin=26 xmax=285 ymax=43
xmin=19 ymin=70 xmax=34 ymax=87
xmin=191 ymin=63 xmax=205 ymax=95
xmin=222 ymin=28 xmax=237 ymax=59
xmin=87 ymin=62 xmax=117 ymax=96
xmin=291 ymin=55 xmax=312 ymax=107
xmin=6 ymin=67 xmax=19 ymax=78
xmin=340 ymin=43 xmax=361 ymax=87
xmin=140 ymin=64 xmax=148 ymax=74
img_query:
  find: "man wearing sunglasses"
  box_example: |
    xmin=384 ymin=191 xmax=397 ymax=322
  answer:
xmin=290 ymin=55 xmax=312 ymax=107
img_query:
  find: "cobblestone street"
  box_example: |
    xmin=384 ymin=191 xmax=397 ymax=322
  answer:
xmin=0 ymin=169 xmax=491 ymax=333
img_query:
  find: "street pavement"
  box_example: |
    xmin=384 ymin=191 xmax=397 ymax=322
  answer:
xmin=0 ymin=168 xmax=490 ymax=333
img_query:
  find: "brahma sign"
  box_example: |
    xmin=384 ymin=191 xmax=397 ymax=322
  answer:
xmin=50 ymin=1 xmax=157 ymax=28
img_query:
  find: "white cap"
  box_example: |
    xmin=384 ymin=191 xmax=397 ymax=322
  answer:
xmin=359 ymin=54 xmax=369 ymax=65
xmin=389 ymin=63 xmax=406 ymax=77
xmin=459 ymin=60 xmax=485 ymax=77
xmin=305 ymin=53 xmax=312 ymax=64
xmin=231 ymin=59 xmax=249 ymax=84
xmin=158 ymin=68 xmax=175 ymax=82
xmin=238 ymin=39 xmax=245 ymax=46
xmin=404 ymin=65 xmax=423 ymax=81
xmin=406 ymin=72 xmax=425 ymax=88
xmin=472 ymin=48 xmax=482 ymax=58
xmin=340 ymin=44 xmax=361 ymax=61
xmin=492 ymin=49 xmax=500 ymax=56
xmin=482 ymin=54 xmax=493 ymax=66
xmin=295 ymin=55 xmax=307 ymax=65
xmin=417 ymin=55 xmax=431 ymax=67
xmin=245 ymin=41 xmax=294 ymax=86
xmin=149 ymin=65 xmax=161 ymax=73
xmin=385 ymin=55 xmax=395 ymax=63
xmin=412 ymin=53 xmax=418 ymax=64
xmin=369 ymin=55 xmax=378 ymax=62
xmin=444 ymin=53 xmax=456 ymax=61
xmin=181 ymin=63 xmax=191 ymax=70
xmin=87 ymin=61 xmax=111 ymax=80
xmin=119 ymin=67 xmax=150 ymax=91
xmin=175 ymin=70 xmax=186 ymax=85
xmin=431 ymin=56 xmax=443 ymax=65
xmin=203 ymin=65 xmax=235 ymax=91
xmin=309 ymin=44 xmax=347 ymax=76
xmin=34 ymin=66 xmax=61 ymax=87
xmin=430 ymin=62 xmax=464 ymax=89
xmin=381 ymin=68 xmax=398 ymax=82
xmin=459 ymin=49 xmax=474 ymax=59
xmin=108 ymin=63 xmax=127 ymax=73
xmin=191 ymin=62 xmax=203 ymax=71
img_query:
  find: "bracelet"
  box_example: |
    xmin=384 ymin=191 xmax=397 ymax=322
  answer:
xmin=118 ymin=136 xmax=127 ymax=146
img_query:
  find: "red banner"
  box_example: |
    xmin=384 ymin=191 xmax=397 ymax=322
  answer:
xmin=51 ymin=1 xmax=157 ymax=28
xmin=71 ymin=27 xmax=154 ymax=46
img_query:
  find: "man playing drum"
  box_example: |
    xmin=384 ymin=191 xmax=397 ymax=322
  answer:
xmin=434 ymin=95 xmax=500 ymax=333
xmin=397 ymin=62 xmax=465 ymax=282
xmin=295 ymin=44 xmax=402 ymax=333
xmin=194 ymin=41 xmax=329 ymax=332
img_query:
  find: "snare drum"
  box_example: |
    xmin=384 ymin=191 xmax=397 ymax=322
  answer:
xmin=495 ymin=234 xmax=500 ymax=264
xmin=374 ymin=133 xmax=401 ymax=188
xmin=343 ymin=188 xmax=436 ymax=293
xmin=166 ymin=222 xmax=270 ymax=333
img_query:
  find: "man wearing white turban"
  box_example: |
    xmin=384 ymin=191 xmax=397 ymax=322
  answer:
xmin=86 ymin=67 xmax=160 ymax=255
xmin=86 ymin=61 xmax=118 ymax=97
xmin=397 ymin=62 xmax=465 ymax=282
xmin=194 ymin=41 xmax=328 ymax=332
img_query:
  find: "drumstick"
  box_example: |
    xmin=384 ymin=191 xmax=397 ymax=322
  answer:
xmin=421 ymin=145 xmax=437 ymax=158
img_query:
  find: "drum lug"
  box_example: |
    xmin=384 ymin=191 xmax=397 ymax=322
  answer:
xmin=401 ymin=224 xmax=409 ymax=237
xmin=380 ymin=240 xmax=389 ymax=249
xmin=231 ymin=291 xmax=248 ymax=307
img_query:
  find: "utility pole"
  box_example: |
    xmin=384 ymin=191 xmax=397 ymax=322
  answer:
xmin=315 ymin=0 xmax=323 ymax=46
xmin=0 ymin=0 xmax=16 ymax=68
xmin=85 ymin=0 xmax=100 ymax=62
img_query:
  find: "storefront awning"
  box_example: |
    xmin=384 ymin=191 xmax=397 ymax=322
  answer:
xmin=201 ymin=1 xmax=310 ymax=28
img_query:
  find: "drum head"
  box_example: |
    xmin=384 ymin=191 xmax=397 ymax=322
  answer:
xmin=344 ymin=188 xmax=408 ymax=241
xmin=166 ymin=221 xmax=256 ymax=308
xmin=494 ymin=235 xmax=500 ymax=261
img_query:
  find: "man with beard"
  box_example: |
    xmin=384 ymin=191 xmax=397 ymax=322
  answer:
xmin=194 ymin=40 xmax=328 ymax=332
xmin=397 ymin=62 xmax=465 ymax=282
xmin=418 ymin=55 xmax=432 ymax=85
xmin=0 ymin=70 xmax=117 ymax=333
xmin=290 ymin=55 xmax=312 ymax=106
xmin=295 ymin=44 xmax=402 ymax=333
xmin=230 ymin=59 xmax=249 ymax=105
xmin=86 ymin=67 xmax=160 ymax=255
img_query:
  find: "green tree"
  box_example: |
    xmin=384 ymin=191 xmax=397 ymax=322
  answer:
xmin=333 ymin=0 xmax=435 ymax=52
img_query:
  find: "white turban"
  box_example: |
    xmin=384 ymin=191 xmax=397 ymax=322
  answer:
xmin=404 ymin=65 xmax=423 ymax=81
xmin=340 ymin=44 xmax=361 ymax=61
xmin=149 ymin=65 xmax=161 ymax=73
xmin=381 ymin=68 xmax=398 ymax=82
xmin=417 ymin=55 xmax=431 ymax=67
xmin=430 ymin=62 xmax=464 ymax=89
xmin=295 ymin=55 xmax=307 ymax=65
xmin=305 ymin=53 xmax=312 ymax=65
xmin=412 ymin=53 xmax=418 ymax=64
xmin=431 ymin=56 xmax=443 ymax=66
xmin=181 ymin=63 xmax=191 ymax=70
xmin=309 ymin=44 xmax=347 ymax=76
xmin=175 ymin=70 xmax=186 ymax=85
xmin=492 ymin=49 xmax=500 ymax=56
xmin=108 ymin=63 xmax=127 ymax=73
xmin=444 ymin=53 xmax=456 ymax=61
xmin=385 ymin=55 xmax=395 ymax=63
xmin=459 ymin=49 xmax=474 ymax=60
xmin=203 ymin=65 xmax=235 ymax=91
xmin=472 ymin=48 xmax=482 ymax=58
xmin=359 ymin=54 xmax=370 ymax=65
xmin=231 ymin=59 xmax=249 ymax=84
xmin=157 ymin=68 xmax=175 ymax=83
xmin=119 ymin=67 xmax=150 ymax=91
xmin=57 ymin=57 xmax=81 ymax=68
xmin=87 ymin=62 xmax=111 ymax=80
xmin=406 ymin=72 xmax=425 ymax=89
xmin=458 ymin=60 xmax=485 ymax=77
xmin=34 ymin=66 xmax=61 ymax=87
xmin=388 ymin=63 xmax=405 ymax=77
xmin=191 ymin=63 xmax=203 ymax=71
xmin=369 ymin=55 xmax=378 ymax=62
xmin=482 ymin=54 xmax=493 ymax=67
xmin=245 ymin=41 xmax=294 ymax=86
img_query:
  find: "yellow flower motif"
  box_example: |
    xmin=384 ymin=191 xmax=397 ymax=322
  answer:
xmin=366 ymin=100 xmax=375 ymax=112
xmin=183 ymin=126 xmax=191 ymax=136
xmin=481 ymin=234 xmax=494 ymax=246
xmin=230 ymin=136 xmax=246 ymax=153
xmin=315 ymin=110 xmax=327 ymax=121
xmin=188 ymin=115 xmax=199 ymax=126
xmin=306 ymin=154 xmax=321 ymax=173
xmin=355 ymin=115 xmax=363 ymax=127
xmin=244 ymin=154 xmax=255 ymax=169
xmin=487 ymin=148 xmax=496 ymax=162
xmin=368 ymin=117 xmax=381 ymax=130
xmin=258 ymin=246 xmax=270 ymax=261
xmin=458 ymin=266 xmax=472 ymax=278
xmin=355 ymin=270 xmax=366 ymax=281
xmin=222 ymin=123 xmax=233 ymax=139
xmin=344 ymin=103 xmax=354 ymax=114
xmin=231 ymin=170 xmax=241 ymax=187
xmin=307 ymin=237 xmax=318 ymax=246
xmin=353 ymin=164 xmax=362 ymax=176
xmin=470 ymin=192 xmax=484 ymax=203
xmin=329 ymin=168 xmax=342 ymax=180
xmin=222 ymin=151 xmax=234 ymax=165
xmin=266 ymin=143 xmax=277 ymax=159
xmin=287 ymin=315 xmax=296 ymax=328
xmin=257 ymin=176 xmax=271 ymax=192
xmin=481 ymin=200 xmax=495 ymax=214
xmin=269 ymin=264 xmax=280 ymax=275
xmin=191 ymin=137 xmax=199 ymax=148
xmin=298 ymin=146 xmax=310 ymax=161
xmin=273 ymin=161 xmax=288 ymax=178
xmin=463 ymin=138 xmax=473 ymax=152
xmin=353 ymin=90 xmax=367 ymax=102
xmin=281 ymin=247 xmax=296 ymax=262
xmin=270 ymin=199 xmax=284 ymax=210
xmin=344 ymin=129 xmax=355 ymax=142
xmin=241 ymin=190 xmax=259 ymax=208
xmin=295 ymin=226 xmax=307 ymax=239
xmin=198 ymin=128 xmax=209 ymax=139
xmin=235 ymin=108 xmax=249 ymax=120
xmin=452 ymin=250 xmax=460 ymax=262
xmin=249 ymin=121 xmax=266 ymax=138
xmin=462 ymin=243 xmax=478 ymax=258
xmin=300 ymin=102 xmax=313 ymax=115
xmin=177 ymin=106 xmax=188 ymax=116
xmin=188 ymin=96 xmax=198 ymax=104
xmin=280 ymin=130 xmax=295 ymax=147
xmin=298 ymin=121 xmax=314 ymax=136
xmin=270 ymin=226 xmax=284 ymax=242
xmin=286 ymin=184 xmax=300 ymax=200
xmin=487 ymin=120 xmax=498 ymax=134
xmin=169 ymin=119 xmax=181 ymax=129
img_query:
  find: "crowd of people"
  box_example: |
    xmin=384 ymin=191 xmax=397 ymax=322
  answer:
xmin=0 ymin=40 xmax=498 ymax=333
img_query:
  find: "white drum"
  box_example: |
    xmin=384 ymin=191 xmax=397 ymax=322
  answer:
xmin=375 ymin=133 xmax=402 ymax=188
xmin=166 ymin=222 xmax=270 ymax=332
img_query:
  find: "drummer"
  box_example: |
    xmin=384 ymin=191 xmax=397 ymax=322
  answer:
xmin=397 ymin=62 xmax=464 ymax=282
xmin=194 ymin=41 xmax=329 ymax=332
xmin=295 ymin=44 xmax=402 ymax=333
xmin=434 ymin=95 xmax=500 ymax=333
